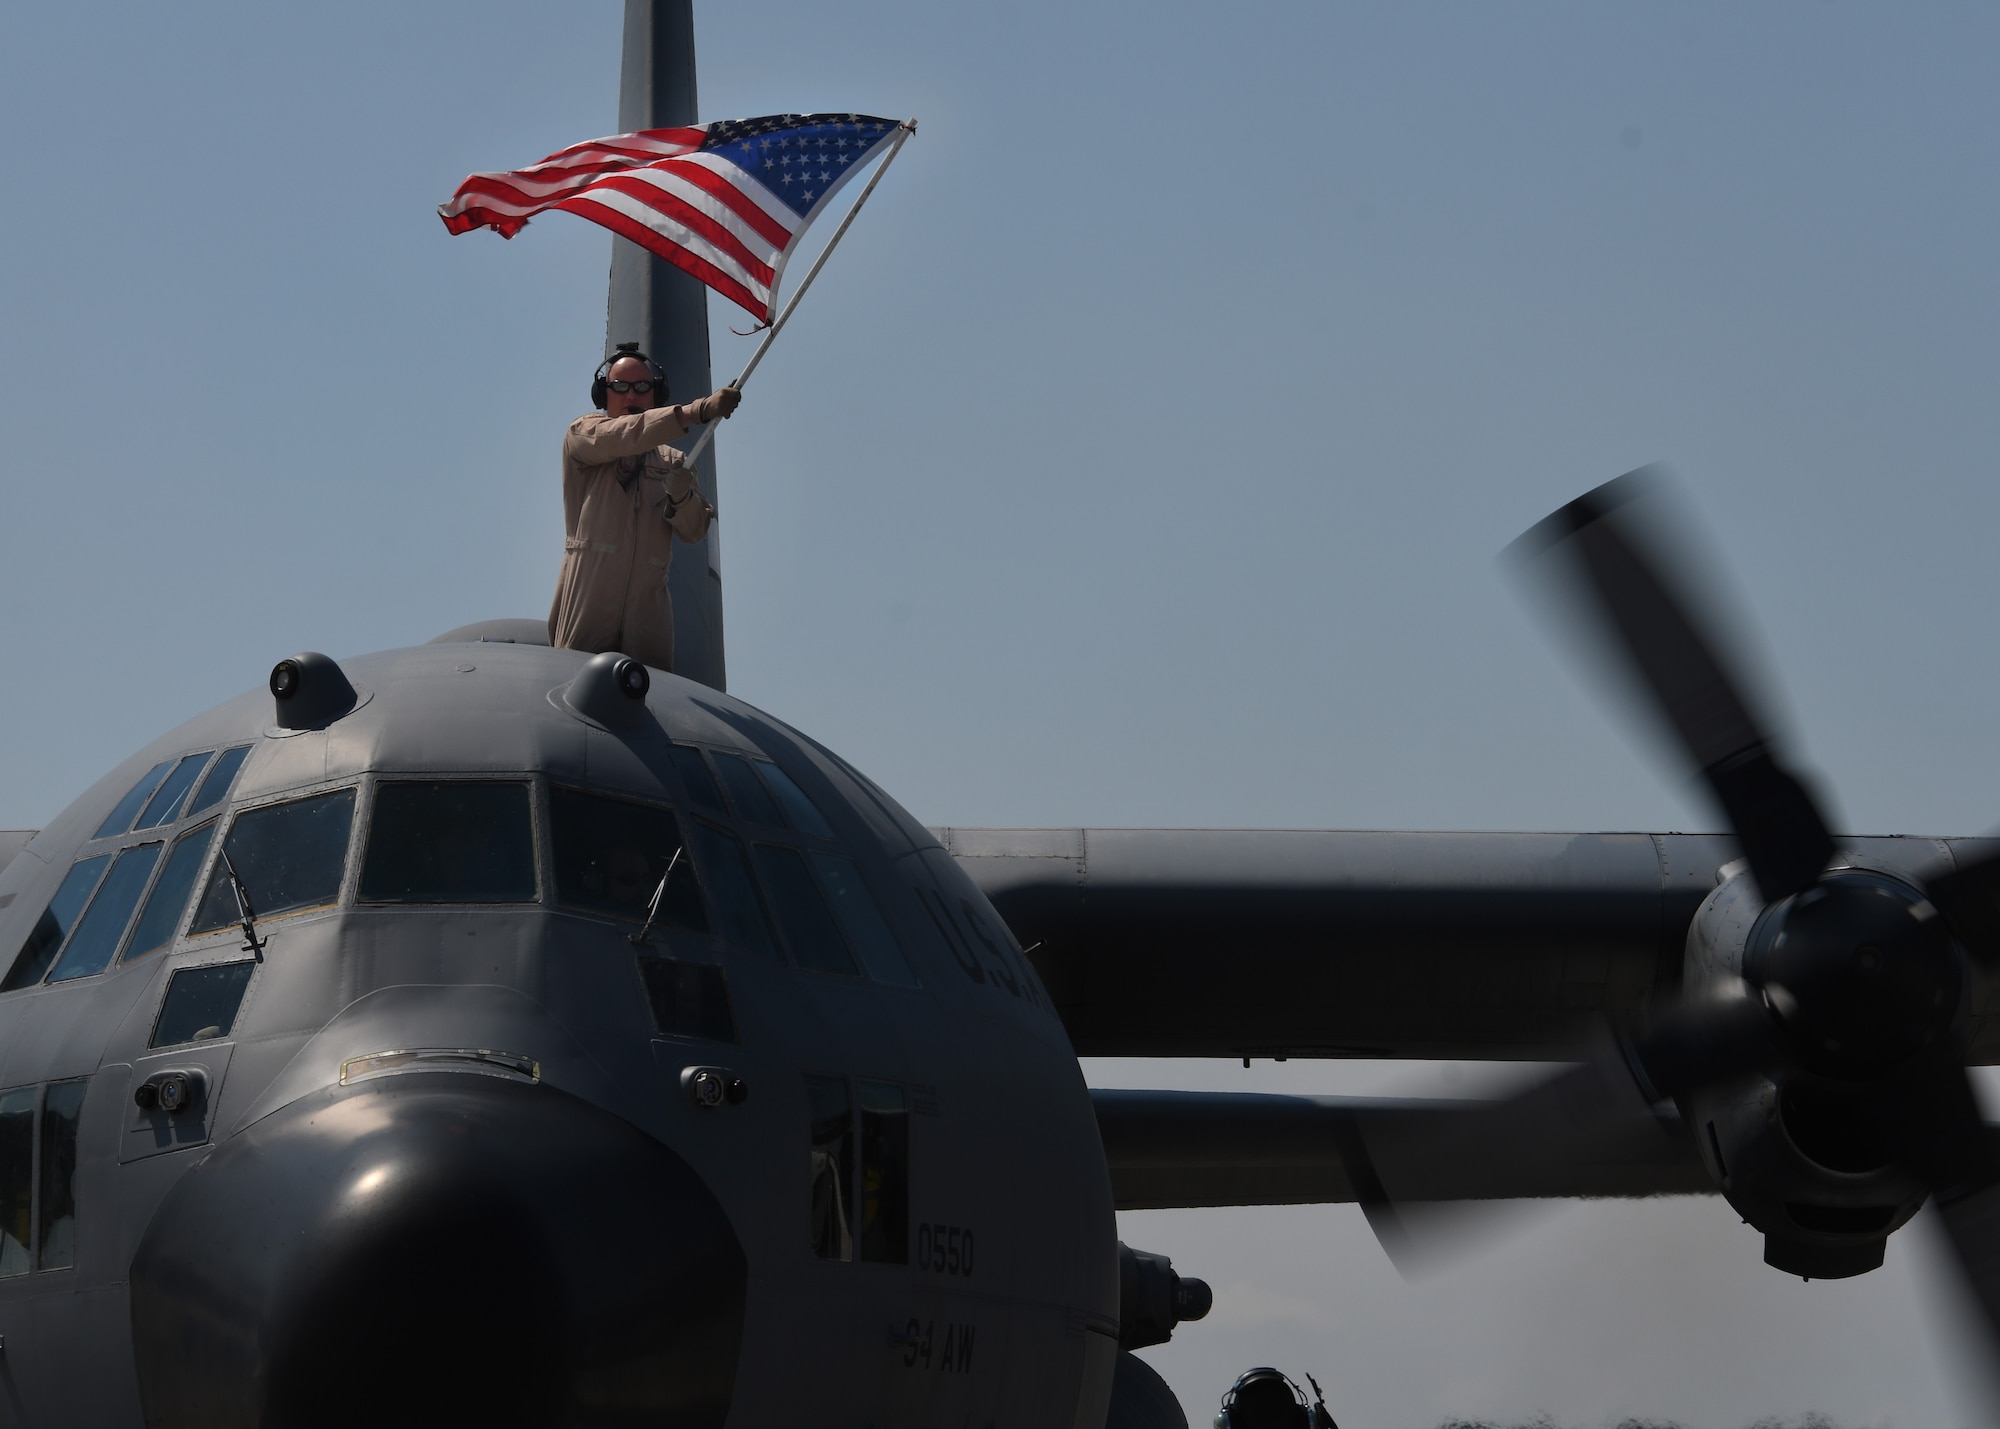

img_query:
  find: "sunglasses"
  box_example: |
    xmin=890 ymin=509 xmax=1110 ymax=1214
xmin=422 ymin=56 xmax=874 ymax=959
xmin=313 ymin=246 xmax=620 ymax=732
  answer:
xmin=607 ymin=379 xmax=657 ymax=394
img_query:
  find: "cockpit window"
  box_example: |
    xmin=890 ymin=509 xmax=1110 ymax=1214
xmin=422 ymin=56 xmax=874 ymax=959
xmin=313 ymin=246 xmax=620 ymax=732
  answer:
xmin=688 ymin=822 xmax=777 ymax=959
xmin=122 ymin=821 xmax=219 ymax=964
xmin=48 ymin=843 xmax=163 ymax=983
xmin=638 ymin=956 xmax=737 ymax=1043
xmin=93 ymin=760 xmax=175 ymax=841
xmin=808 ymin=852 xmax=919 ymax=987
xmin=186 ymin=745 xmax=251 ymax=819
xmin=668 ymin=744 xmax=728 ymax=815
xmin=1 ymin=856 xmax=112 ymax=992
xmin=857 ymin=1081 xmax=910 ymax=1264
xmin=135 ymin=752 xmax=213 ymax=830
xmin=757 ymin=763 xmax=835 ymax=839
xmin=711 ymin=752 xmax=784 ymax=827
xmin=36 ymin=1079 xmax=86 ymax=1271
xmin=807 ymin=1075 xmax=853 ymax=1261
xmin=152 ymin=962 xmax=256 ymax=1048
xmin=360 ymin=783 xmax=537 ymax=904
xmin=753 ymin=844 xmax=860 ymax=976
xmin=0 ymin=1088 xmax=33 ymax=1277
xmin=189 ymin=789 xmax=356 ymax=935
xmin=550 ymin=788 xmax=707 ymax=931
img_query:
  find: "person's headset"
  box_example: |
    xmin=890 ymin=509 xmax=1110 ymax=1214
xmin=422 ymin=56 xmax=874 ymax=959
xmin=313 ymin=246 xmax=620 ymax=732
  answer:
xmin=1214 ymin=1368 xmax=1337 ymax=1429
xmin=592 ymin=341 xmax=669 ymax=409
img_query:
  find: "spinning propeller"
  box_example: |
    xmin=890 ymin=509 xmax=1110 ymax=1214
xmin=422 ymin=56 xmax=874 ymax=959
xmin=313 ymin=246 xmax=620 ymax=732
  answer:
xmin=1376 ymin=468 xmax=2000 ymax=1359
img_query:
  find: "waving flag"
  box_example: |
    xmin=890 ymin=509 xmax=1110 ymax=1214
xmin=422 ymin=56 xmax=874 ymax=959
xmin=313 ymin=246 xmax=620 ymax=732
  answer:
xmin=439 ymin=113 xmax=907 ymax=323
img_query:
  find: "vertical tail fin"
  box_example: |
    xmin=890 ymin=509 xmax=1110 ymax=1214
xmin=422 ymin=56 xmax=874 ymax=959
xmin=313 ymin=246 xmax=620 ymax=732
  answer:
xmin=606 ymin=0 xmax=726 ymax=690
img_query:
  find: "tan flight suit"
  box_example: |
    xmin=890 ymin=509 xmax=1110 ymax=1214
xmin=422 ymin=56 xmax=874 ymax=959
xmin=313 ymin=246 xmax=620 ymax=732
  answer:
xmin=547 ymin=400 xmax=720 ymax=673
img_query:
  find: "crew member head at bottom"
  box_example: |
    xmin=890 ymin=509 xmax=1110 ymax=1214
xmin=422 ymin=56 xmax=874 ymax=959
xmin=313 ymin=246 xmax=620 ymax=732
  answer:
xmin=547 ymin=343 xmax=742 ymax=674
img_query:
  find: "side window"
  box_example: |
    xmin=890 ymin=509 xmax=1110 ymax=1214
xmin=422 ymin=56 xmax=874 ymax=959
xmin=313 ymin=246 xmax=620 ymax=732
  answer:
xmin=637 ymin=956 xmax=736 ymax=1043
xmin=753 ymin=845 xmax=859 ymax=976
xmin=667 ymin=745 xmax=728 ymax=815
xmin=0 ymin=1088 xmax=32 ymax=1277
xmin=185 ymin=745 xmax=251 ymax=819
xmin=858 ymin=1081 xmax=909 ymax=1264
xmin=121 ymin=821 xmax=219 ymax=965
xmin=808 ymin=853 xmax=919 ymax=987
xmin=2 ymin=855 xmax=113 ymax=992
xmin=755 ymin=763 xmax=835 ymax=839
xmin=152 ymin=962 xmax=256 ymax=1048
xmin=135 ymin=752 xmax=214 ymax=831
xmin=37 ymin=1079 xmax=86 ymax=1272
xmin=48 ymin=844 xmax=164 ymax=983
xmin=93 ymin=760 xmax=175 ymax=840
xmin=688 ymin=822 xmax=778 ymax=960
xmin=360 ymin=782 xmax=537 ymax=904
xmin=189 ymin=789 xmax=356 ymax=935
xmin=0 ymin=1081 xmax=90 ymax=1277
xmin=711 ymin=752 xmax=783 ymax=827
xmin=807 ymin=1075 xmax=853 ymax=1261
xmin=549 ymin=788 xmax=706 ymax=931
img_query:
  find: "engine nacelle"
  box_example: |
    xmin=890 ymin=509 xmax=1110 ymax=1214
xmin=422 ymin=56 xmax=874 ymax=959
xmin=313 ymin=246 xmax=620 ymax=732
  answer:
xmin=1678 ymin=862 xmax=1940 ymax=1279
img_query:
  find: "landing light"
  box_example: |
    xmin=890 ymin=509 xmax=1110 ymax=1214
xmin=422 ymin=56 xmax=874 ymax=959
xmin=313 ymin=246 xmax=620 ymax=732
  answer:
xmin=339 ymin=1048 xmax=541 ymax=1086
xmin=133 ymin=1069 xmax=204 ymax=1115
xmin=680 ymin=1065 xmax=748 ymax=1109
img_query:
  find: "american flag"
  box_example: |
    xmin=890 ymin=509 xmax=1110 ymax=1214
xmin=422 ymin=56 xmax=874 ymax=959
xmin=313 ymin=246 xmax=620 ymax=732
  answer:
xmin=439 ymin=113 xmax=907 ymax=323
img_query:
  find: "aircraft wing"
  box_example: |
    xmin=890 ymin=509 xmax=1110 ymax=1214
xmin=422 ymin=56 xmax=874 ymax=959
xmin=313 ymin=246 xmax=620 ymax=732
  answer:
xmin=939 ymin=828 xmax=2000 ymax=1062
xmin=1091 ymin=1087 xmax=1711 ymax=1209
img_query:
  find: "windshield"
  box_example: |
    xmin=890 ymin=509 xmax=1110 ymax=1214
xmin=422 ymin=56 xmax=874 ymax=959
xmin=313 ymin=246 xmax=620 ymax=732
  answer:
xmin=360 ymin=782 xmax=537 ymax=903
xmin=189 ymin=789 xmax=356 ymax=934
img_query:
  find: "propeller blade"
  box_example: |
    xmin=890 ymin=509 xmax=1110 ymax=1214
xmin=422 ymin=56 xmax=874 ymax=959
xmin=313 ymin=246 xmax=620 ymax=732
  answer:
xmin=1925 ymin=846 xmax=2000 ymax=970
xmin=1512 ymin=468 xmax=1835 ymax=902
xmin=1934 ymin=1180 xmax=2000 ymax=1347
xmin=1906 ymin=1070 xmax=2000 ymax=1369
xmin=1354 ymin=997 xmax=1782 ymax=1275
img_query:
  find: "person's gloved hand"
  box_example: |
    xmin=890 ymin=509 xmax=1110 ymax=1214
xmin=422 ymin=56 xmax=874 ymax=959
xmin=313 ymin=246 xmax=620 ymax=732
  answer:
xmin=698 ymin=385 xmax=742 ymax=422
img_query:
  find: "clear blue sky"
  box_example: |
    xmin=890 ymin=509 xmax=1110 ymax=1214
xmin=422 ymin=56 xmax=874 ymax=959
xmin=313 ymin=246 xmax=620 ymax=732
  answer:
xmin=4 ymin=4 xmax=1998 ymax=1424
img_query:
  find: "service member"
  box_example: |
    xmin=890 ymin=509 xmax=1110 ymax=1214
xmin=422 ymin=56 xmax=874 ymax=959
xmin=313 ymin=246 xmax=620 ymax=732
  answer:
xmin=547 ymin=344 xmax=742 ymax=672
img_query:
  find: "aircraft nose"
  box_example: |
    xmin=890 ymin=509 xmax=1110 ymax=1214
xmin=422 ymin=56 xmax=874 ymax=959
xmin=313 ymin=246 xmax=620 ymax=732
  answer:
xmin=129 ymin=1073 xmax=746 ymax=1429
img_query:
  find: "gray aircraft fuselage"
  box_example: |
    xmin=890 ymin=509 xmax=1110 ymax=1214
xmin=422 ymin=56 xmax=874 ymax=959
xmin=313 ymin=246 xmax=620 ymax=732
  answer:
xmin=0 ymin=633 xmax=1118 ymax=1427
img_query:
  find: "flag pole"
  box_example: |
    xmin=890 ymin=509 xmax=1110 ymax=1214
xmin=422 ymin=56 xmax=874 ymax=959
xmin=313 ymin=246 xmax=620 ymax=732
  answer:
xmin=677 ymin=118 xmax=916 ymax=470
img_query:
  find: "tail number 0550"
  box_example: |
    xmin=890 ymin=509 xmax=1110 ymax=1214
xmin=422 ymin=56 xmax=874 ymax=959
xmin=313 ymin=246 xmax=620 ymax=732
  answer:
xmin=916 ymin=1223 xmax=974 ymax=1277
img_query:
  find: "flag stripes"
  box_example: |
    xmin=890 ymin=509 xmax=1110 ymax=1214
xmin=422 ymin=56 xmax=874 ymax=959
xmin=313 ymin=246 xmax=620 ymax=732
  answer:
xmin=440 ymin=113 xmax=905 ymax=322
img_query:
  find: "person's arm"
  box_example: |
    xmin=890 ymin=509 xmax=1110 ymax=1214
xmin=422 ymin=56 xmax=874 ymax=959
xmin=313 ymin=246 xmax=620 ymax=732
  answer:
xmin=661 ymin=465 xmax=716 ymax=543
xmin=563 ymin=388 xmax=742 ymax=464
xmin=564 ymin=405 xmax=689 ymax=464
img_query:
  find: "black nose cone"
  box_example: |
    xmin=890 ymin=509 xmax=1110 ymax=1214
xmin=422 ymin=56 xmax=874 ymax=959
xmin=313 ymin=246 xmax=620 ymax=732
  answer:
xmin=130 ymin=1074 xmax=746 ymax=1429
